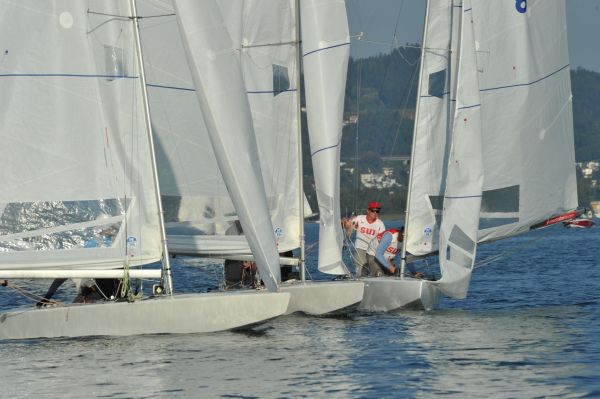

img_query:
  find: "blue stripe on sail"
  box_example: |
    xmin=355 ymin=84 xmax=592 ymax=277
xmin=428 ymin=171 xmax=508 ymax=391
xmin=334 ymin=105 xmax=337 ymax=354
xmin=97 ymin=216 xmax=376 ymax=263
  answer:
xmin=421 ymin=64 xmax=570 ymax=99
xmin=311 ymin=143 xmax=339 ymax=157
xmin=457 ymin=103 xmax=481 ymax=110
xmin=147 ymin=84 xmax=298 ymax=95
xmin=0 ymin=73 xmax=137 ymax=79
xmin=480 ymin=64 xmax=570 ymax=93
xmin=147 ymin=83 xmax=195 ymax=92
xmin=303 ymin=42 xmax=350 ymax=58
xmin=464 ymin=7 xmax=472 ymax=12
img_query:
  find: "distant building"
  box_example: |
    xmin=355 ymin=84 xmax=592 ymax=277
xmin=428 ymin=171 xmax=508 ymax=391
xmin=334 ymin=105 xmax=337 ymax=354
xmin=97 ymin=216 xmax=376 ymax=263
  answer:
xmin=360 ymin=170 xmax=401 ymax=189
xmin=345 ymin=114 xmax=359 ymax=124
xmin=578 ymin=161 xmax=600 ymax=178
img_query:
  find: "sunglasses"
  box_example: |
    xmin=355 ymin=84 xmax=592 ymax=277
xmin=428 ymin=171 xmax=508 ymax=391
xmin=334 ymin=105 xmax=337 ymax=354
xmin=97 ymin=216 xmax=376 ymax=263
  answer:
xmin=368 ymin=208 xmax=380 ymax=213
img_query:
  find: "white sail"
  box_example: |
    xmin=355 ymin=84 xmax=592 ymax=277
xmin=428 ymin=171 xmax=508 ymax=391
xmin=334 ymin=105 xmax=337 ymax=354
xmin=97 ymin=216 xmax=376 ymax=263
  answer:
xmin=220 ymin=0 xmax=303 ymax=254
xmin=171 ymin=0 xmax=281 ymax=290
xmin=138 ymin=0 xmax=303 ymax=256
xmin=471 ymin=0 xmax=577 ymax=241
xmin=405 ymin=0 xmax=463 ymax=257
xmin=435 ymin=0 xmax=483 ymax=299
xmin=0 ymin=1 xmax=162 ymax=270
xmin=300 ymin=0 xmax=350 ymax=275
xmin=407 ymin=0 xmax=577 ymax=257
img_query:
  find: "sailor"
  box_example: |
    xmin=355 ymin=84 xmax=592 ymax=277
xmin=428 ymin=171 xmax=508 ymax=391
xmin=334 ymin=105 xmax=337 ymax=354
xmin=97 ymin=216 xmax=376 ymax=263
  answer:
xmin=224 ymin=260 xmax=256 ymax=289
xmin=366 ymin=227 xmax=423 ymax=278
xmin=73 ymin=278 xmax=123 ymax=303
xmin=342 ymin=201 xmax=386 ymax=277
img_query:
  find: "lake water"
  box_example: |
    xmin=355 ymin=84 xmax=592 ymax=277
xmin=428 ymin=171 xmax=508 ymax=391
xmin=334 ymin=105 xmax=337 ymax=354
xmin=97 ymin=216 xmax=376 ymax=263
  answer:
xmin=1 ymin=221 xmax=599 ymax=398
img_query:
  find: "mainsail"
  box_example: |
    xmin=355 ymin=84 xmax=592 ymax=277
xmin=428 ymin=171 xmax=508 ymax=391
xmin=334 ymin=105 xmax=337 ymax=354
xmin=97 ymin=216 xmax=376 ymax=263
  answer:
xmin=300 ymin=0 xmax=351 ymax=275
xmin=0 ymin=1 xmax=163 ymax=270
xmin=472 ymin=0 xmax=577 ymax=241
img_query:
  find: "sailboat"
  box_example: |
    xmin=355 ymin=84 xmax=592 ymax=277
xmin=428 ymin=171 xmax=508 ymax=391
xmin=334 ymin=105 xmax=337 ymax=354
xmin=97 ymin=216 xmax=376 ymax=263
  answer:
xmin=360 ymin=0 xmax=578 ymax=311
xmin=0 ymin=0 xmax=290 ymax=340
xmin=139 ymin=0 xmax=363 ymax=315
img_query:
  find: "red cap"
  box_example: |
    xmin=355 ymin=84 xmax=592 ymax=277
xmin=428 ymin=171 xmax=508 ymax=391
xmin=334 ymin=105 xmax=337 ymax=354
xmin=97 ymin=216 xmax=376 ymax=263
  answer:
xmin=367 ymin=201 xmax=381 ymax=209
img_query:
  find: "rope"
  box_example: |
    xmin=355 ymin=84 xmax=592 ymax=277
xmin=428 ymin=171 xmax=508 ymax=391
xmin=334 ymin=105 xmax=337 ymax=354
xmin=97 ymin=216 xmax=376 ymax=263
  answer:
xmin=2 ymin=281 xmax=63 ymax=307
xmin=120 ymin=262 xmax=143 ymax=301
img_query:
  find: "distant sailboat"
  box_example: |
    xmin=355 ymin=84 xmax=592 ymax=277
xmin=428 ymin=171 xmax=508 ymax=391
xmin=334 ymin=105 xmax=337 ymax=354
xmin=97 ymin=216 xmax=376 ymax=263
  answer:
xmin=139 ymin=0 xmax=363 ymax=315
xmin=0 ymin=0 xmax=289 ymax=340
xmin=360 ymin=0 xmax=578 ymax=311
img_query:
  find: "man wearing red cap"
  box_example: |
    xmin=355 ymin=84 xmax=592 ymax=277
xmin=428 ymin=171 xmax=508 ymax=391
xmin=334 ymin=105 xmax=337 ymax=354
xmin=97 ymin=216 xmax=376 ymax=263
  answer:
xmin=342 ymin=201 xmax=386 ymax=277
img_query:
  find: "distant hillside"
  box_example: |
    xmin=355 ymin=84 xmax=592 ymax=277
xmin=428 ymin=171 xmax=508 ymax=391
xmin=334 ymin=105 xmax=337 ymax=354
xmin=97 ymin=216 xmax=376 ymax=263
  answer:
xmin=301 ymin=48 xmax=600 ymax=214
xmin=339 ymin=48 xmax=600 ymax=163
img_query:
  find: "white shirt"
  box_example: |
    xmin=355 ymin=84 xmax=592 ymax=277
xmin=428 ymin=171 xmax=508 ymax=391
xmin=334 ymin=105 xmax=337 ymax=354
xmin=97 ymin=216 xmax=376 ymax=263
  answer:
xmin=352 ymin=214 xmax=385 ymax=250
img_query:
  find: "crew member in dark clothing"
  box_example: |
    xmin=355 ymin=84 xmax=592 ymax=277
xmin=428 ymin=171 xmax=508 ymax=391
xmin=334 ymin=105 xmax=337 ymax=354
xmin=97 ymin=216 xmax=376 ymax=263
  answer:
xmin=224 ymin=260 xmax=256 ymax=289
xmin=73 ymin=278 xmax=123 ymax=303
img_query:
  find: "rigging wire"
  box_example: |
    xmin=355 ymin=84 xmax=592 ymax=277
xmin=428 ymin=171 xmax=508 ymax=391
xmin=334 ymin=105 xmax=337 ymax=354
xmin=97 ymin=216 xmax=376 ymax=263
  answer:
xmin=3 ymin=282 xmax=63 ymax=307
xmin=474 ymin=228 xmax=558 ymax=270
xmin=348 ymin=0 xmax=421 ymax=214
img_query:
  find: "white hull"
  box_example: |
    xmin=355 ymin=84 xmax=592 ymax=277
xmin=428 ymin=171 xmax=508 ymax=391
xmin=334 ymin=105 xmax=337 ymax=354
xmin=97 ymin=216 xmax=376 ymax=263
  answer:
xmin=279 ymin=280 xmax=364 ymax=316
xmin=0 ymin=291 xmax=290 ymax=340
xmin=358 ymin=277 xmax=441 ymax=312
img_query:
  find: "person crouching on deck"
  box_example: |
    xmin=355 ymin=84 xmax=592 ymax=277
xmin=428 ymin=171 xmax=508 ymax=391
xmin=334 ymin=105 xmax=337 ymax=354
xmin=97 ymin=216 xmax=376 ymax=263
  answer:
xmin=366 ymin=227 xmax=423 ymax=278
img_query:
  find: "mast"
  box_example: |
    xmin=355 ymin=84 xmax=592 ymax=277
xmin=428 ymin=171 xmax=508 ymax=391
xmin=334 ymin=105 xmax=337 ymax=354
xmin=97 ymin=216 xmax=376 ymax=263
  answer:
xmin=400 ymin=0 xmax=431 ymax=277
xmin=295 ymin=0 xmax=306 ymax=281
xmin=129 ymin=0 xmax=174 ymax=294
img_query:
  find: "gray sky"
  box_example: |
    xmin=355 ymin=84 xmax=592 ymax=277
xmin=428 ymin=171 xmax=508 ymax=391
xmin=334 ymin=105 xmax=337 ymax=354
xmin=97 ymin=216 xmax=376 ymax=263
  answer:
xmin=346 ymin=0 xmax=600 ymax=72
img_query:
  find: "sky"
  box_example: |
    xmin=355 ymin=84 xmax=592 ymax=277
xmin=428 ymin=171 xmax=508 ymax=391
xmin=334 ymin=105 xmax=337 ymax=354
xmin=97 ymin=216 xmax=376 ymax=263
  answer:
xmin=346 ymin=0 xmax=600 ymax=73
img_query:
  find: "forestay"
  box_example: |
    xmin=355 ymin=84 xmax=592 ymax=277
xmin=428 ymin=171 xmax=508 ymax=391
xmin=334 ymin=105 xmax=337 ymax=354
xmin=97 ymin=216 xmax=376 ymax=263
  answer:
xmin=0 ymin=1 xmax=162 ymax=270
xmin=171 ymin=0 xmax=282 ymax=290
xmin=300 ymin=0 xmax=351 ymax=275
